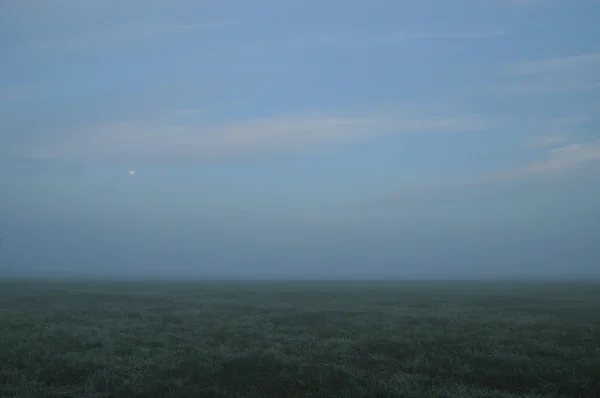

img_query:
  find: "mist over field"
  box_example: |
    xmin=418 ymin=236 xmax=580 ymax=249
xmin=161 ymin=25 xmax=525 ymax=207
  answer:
xmin=1 ymin=163 xmax=599 ymax=281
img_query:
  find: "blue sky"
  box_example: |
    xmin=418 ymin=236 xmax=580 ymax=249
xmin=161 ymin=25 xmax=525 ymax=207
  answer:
xmin=1 ymin=0 xmax=599 ymax=279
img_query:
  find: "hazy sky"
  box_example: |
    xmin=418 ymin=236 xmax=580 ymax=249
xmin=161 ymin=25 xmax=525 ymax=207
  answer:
xmin=1 ymin=0 xmax=599 ymax=279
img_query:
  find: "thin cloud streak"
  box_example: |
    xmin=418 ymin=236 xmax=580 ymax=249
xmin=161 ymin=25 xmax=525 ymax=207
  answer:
xmin=455 ymin=139 xmax=600 ymax=179
xmin=530 ymin=116 xmax=587 ymax=147
xmin=463 ymin=139 xmax=600 ymax=179
xmin=546 ymin=116 xmax=587 ymax=129
xmin=240 ymin=29 xmax=508 ymax=53
xmin=522 ymin=140 xmax=600 ymax=173
xmin=500 ymin=80 xmax=600 ymax=95
xmin=367 ymin=138 xmax=600 ymax=207
xmin=508 ymin=52 xmax=600 ymax=76
xmin=507 ymin=0 xmax=552 ymax=5
xmin=497 ymin=52 xmax=600 ymax=95
xmin=12 ymin=19 xmax=243 ymax=55
xmin=533 ymin=135 xmax=568 ymax=147
xmin=21 ymin=110 xmax=488 ymax=162
xmin=172 ymin=108 xmax=207 ymax=115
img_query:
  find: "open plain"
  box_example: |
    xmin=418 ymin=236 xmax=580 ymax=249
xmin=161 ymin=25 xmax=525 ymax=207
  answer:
xmin=1 ymin=280 xmax=599 ymax=397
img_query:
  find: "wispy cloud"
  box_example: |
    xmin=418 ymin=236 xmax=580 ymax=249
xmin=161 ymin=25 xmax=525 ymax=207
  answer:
xmin=500 ymin=52 xmax=600 ymax=95
xmin=171 ymin=108 xmax=207 ymax=115
xmin=475 ymin=138 xmax=600 ymax=182
xmin=241 ymin=29 xmax=507 ymax=53
xmin=20 ymin=109 xmax=487 ymax=162
xmin=508 ymin=52 xmax=600 ymax=76
xmin=501 ymin=80 xmax=600 ymax=95
xmin=531 ymin=116 xmax=587 ymax=147
xmin=506 ymin=0 xmax=551 ymax=5
xmin=369 ymin=138 xmax=600 ymax=206
xmin=485 ymin=0 xmax=553 ymax=7
xmin=533 ymin=135 xmax=568 ymax=147
xmin=480 ymin=139 xmax=600 ymax=181
xmin=545 ymin=115 xmax=587 ymax=130
xmin=521 ymin=140 xmax=600 ymax=173
xmin=19 ymin=20 xmax=506 ymax=58
xmin=35 ymin=19 xmax=241 ymax=52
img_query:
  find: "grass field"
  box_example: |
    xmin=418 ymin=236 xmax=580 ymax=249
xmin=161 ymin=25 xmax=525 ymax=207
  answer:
xmin=0 ymin=280 xmax=599 ymax=397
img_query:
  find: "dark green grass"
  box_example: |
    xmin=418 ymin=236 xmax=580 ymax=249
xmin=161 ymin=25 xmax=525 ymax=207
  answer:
xmin=1 ymin=280 xmax=599 ymax=397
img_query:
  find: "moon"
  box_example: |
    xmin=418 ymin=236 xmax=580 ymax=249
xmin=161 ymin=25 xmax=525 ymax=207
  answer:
xmin=129 ymin=170 xmax=136 ymax=176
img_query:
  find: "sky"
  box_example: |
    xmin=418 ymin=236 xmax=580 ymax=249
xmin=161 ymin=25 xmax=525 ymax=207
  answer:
xmin=1 ymin=0 xmax=599 ymax=280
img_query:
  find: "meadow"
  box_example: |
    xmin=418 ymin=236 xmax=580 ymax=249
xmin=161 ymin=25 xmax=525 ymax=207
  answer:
xmin=0 ymin=279 xmax=599 ymax=397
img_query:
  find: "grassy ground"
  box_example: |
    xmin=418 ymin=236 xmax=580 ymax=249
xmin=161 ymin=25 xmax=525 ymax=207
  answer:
xmin=0 ymin=280 xmax=599 ymax=398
